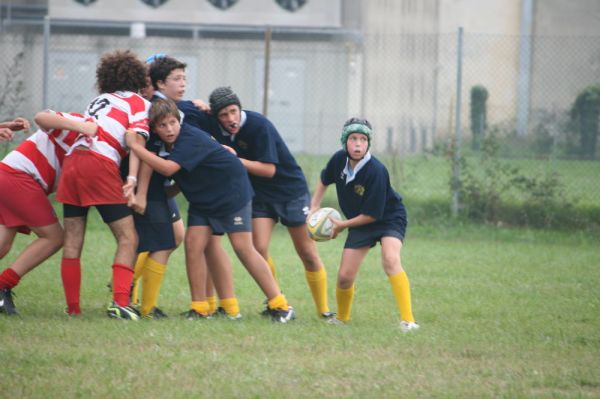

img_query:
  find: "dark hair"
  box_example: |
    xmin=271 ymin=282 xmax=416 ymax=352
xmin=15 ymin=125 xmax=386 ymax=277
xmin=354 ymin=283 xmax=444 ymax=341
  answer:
xmin=149 ymin=98 xmax=180 ymax=130
xmin=149 ymin=56 xmax=187 ymax=90
xmin=343 ymin=117 xmax=372 ymax=129
xmin=96 ymin=50 xmax=147 ymax=94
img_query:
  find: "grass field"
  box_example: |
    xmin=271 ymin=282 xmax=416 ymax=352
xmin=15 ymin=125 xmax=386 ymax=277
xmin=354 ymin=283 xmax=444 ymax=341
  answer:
xmin=1 ymin=211 xmax=599 ymax=398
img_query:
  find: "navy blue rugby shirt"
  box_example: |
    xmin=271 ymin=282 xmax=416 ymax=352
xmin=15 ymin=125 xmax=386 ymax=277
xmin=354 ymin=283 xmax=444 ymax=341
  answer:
xmin=164 ymin=122 xmax=253 ymax=217
xmin=320 ymin=150 xmax=407 ymax=230
xmin=177 ymin=101 xmax=308 ymax=203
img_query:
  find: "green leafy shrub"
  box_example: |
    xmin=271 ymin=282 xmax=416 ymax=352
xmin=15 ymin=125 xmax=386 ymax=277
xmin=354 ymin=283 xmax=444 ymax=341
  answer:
xmin=470 ymin=85 xmax=488 ymax=151
xmin=570 ymin=84 xmax=600 ymax=159
xmin=457 ymin=133 xmax=578 ymax=228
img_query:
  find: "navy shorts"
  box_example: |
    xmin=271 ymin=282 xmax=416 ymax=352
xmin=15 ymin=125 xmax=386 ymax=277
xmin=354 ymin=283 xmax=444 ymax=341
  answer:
xmin=134 ymin=200 xmax=177 ymax=252
xmin=188 ymin=201 xmax=252 ymax=234
xmin=252 ymin=193 xmax=311 ymax=227
xmin=344 ymin=222 xmax=406 ymax=249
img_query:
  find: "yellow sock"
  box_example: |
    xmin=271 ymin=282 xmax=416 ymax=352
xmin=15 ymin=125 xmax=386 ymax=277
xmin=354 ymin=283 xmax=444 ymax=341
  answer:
xmin=191 ymin=300 xmax=210 ymax=316
xmin=336 ymin=285 xmax=355 ymax=322
xmin=388 ymin=271 xmax=415 ymax=323
xmin=267 ymin=256 xmax=277 ymax=281
xmin=267 ymin=294 xmax=289 ymax=310
xmin=131 ymin=252 xmax=149 ymax=305
xmin=220 ymin=297 xmax=240 ymax=317
xmin=207 ymin=295 xmax=218 ymax=314
xmin=140 ymin=257 xmax=167 ymax=316
xmin=305 ymin=267 xmax=330 ymax=315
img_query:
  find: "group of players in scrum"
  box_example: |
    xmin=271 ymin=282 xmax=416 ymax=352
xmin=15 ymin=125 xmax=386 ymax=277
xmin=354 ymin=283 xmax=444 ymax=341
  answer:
xmin=0 ymin=49 xmax=419 ymax=331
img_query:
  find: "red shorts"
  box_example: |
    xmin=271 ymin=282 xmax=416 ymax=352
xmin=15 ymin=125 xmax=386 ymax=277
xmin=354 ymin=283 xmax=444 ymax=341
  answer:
xmin=0 ymin=167 xmax=58 ymax=234
xmin=56 ymin=149 xmax=127 ymax=206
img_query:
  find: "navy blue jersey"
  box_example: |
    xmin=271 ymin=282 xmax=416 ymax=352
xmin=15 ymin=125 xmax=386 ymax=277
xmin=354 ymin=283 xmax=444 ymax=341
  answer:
xmin=166 ymin=123 xmax=253 ymax=217
xmin=177 ymin=100 xmax=221 ymax=134
xmin=177 ymin=102 xmax=308 ymax=202
xmin=320 ymin=150 xmax=407 ymax=230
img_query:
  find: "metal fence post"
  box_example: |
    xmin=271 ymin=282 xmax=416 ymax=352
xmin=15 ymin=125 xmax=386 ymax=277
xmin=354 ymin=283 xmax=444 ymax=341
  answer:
xmin=43 ymin=15 xmax=50 ymax=110
xmin=516 ymin=0 xmax=533 ymax=137
xmin=262 ymin=26 xmax=272 ymax=117
xmin=451 ymin=27 xmax=464 ymax=217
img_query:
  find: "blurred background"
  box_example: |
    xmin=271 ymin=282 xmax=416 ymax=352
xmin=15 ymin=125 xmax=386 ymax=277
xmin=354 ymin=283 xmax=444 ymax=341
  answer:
xmin=1 ymin=0 xmax=599 ymax=230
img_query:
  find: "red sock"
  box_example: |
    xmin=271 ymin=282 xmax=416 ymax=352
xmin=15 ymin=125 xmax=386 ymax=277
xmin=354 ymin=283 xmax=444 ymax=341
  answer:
xmin=61 ymin=258 xmax=81 ymax=314
xmin=0 ymin=268 xmax=20 ymax=290
xmin=112 ymin=264 xmax=133 ymax=307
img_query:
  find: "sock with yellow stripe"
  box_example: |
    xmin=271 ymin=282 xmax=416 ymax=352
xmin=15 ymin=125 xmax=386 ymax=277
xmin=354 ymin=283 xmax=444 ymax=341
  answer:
xmin=267 ymin=256 xmax=277 ymax=281
xmin=336 ymin=285 xmax=355 ymax=322
xmin=388 ymin=271 xmax=415 ymax=323
xmin=191 ymin=300 xmax=210 ymax=316
xmin=207 ymin=295 xmax=218 ymax=314
xmin=131 ymin=252 xmax=149 ymax=305
xmin=140 ymin=257 xmax=167 ymax=316
xmin=220 ymin=297 xmax=240 ymax=317
xmin=267 ymin=294 xmax=289 ymax=310
xmin=305 ymin=267 xmax=330 ymax=315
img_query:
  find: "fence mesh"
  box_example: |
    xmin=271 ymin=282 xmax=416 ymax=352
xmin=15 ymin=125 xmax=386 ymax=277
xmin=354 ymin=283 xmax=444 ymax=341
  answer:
xmin=0 ymin=23 xmax=598 ymax=227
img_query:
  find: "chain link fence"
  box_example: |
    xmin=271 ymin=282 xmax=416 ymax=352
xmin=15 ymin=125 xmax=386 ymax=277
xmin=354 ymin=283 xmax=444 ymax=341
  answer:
xmin=1 ymin=22 xmax=598 ymax=228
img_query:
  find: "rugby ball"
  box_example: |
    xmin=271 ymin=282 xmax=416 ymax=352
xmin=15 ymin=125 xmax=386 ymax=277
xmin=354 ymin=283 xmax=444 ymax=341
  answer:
xmin=307 ymin=207 xmax=342 ymax=242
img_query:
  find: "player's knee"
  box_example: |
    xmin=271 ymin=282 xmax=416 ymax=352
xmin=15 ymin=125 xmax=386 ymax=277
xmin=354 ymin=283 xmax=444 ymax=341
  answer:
xmin=50 ymin=229 xmax=65 ymax=252
xmin=382 ymin=253 xmax=402 ymax=275
xmin=0 ymin=242 xmax=12 ymax=259
xmin=117 ymin=232 xmax=138 ymax=249
xmin=337 ymin=272 xmax=355 ymax=288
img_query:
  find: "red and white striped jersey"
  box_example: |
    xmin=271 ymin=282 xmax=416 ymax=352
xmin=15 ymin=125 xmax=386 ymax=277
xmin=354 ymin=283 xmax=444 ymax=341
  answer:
xmin=0 ymin=112 xmax=83 ymax=194
xmin=70 ymin=91 xmax=150 ymax=166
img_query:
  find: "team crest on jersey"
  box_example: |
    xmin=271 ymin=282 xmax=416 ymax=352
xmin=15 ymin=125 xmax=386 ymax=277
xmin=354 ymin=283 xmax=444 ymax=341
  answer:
xmin=354 ymin=184 xmax=365 ymax=196
xmin=237 ymin=140 xmax=248 ymax=150
xmin=275 ymin=0 xmax=307 ymax=12
xmin=207 ymin=0 xmax=238 ymax=10
xmin=140 ymin=0 xmax=169 ymax=8
xmin=74 ymin=0 xmax=97 ymax=5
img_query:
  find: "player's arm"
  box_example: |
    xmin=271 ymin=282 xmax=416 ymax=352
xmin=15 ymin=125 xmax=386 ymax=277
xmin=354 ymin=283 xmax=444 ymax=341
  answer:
xmin=330 ymin=214 xmax=376 ymax=238
xmin=192 ymin=99 xmax=211 ymax=113
xmin=128 ymin=161 xmax=152 ymax=214
xmin=34 ymin=111 xmax=97 ymax=137
xmin=0 ymin=117 xmax=30 ymax=132
xmin=164 ymin=182 xmax=181 ymax=198
xmin=239 ymin=158 xmax=276 ymax=178
xmin=125 ymin=130 xmax=180 ymax=177
xmin=310 ymin=180 xmax=329 ymax=214
xmin=0 ymin=127 xmax=15 ymax=141
xmin=123 ymin=132 xmax=146 ymax=200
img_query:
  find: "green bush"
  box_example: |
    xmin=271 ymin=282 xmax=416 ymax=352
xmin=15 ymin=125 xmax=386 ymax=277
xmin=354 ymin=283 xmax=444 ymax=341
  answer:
xmin=456 ymin=133 xmax=582 ymax=229
xmin=570 ymin=84 xmax=600 ymax=159
xmin=470 ymin=85 xmax=488 ymax=151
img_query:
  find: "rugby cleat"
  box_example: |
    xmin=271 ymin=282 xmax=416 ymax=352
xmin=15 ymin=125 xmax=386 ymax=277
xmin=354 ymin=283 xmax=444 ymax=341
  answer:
xmin=0 ymin=288 xmax=18 ymax=316
xmin=107 ymin=302 xmax=140 ymax=320
xmin=181 ymin=309 xmax=212 ymax=320
xmin=400 ymin=321 xmax=420 ymax=332
xmin=320 ymin=311 xmax=336 ymax=319
xmin=214 ymin=306 xmax=242 ymax=320
xmin=264 ymin=306 xmax=296 ymax=323
xmin=143 ymin=307 xmax=168 ymax=320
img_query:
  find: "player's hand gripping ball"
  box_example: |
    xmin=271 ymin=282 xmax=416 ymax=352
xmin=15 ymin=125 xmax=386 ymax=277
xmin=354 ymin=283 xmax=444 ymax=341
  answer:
xmin=307 ymin=207 xmax=342 ymax=241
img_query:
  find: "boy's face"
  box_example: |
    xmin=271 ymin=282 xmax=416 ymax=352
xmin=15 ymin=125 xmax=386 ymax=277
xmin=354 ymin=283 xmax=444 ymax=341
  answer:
xmin=216 ymin=104 xmax=242 ymax=134
xmin=139 ymin=75 xmax=155 ymax=101
xmin=157 ymin=68 xmax=186 ymax=101
xmin=346 ymin=132 xmax=369 ymax=160
xmin=154 ymin=114 xmax=181 ymax=145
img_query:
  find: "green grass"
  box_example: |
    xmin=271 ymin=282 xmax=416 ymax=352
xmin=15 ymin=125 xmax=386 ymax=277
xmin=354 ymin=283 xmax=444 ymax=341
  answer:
xmin=1 ymin=211 xmax=599 ymax=398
